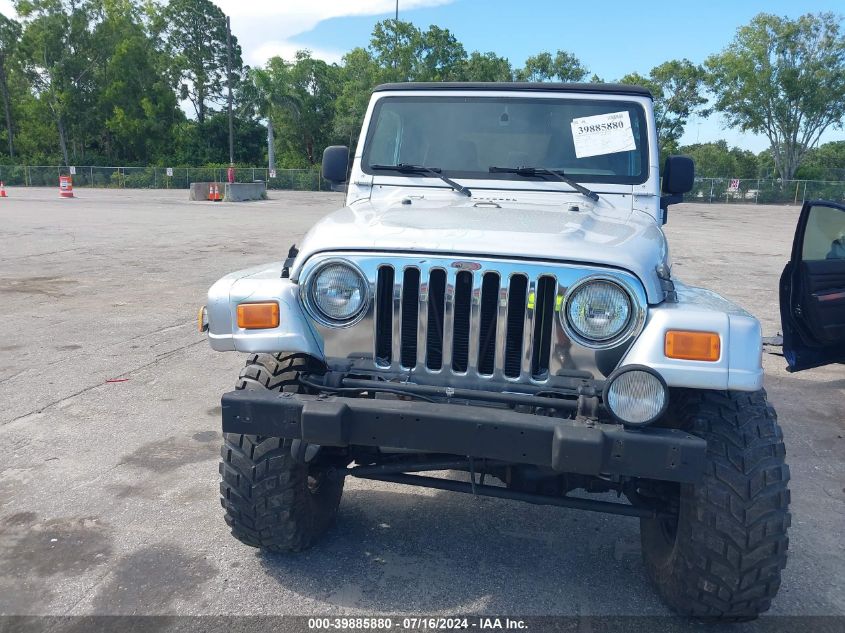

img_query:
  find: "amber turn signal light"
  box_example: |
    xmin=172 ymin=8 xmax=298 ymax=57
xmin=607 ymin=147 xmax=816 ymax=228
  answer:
xmin=237 ymin=302 xmax=280 ymax=330
xmin=198 ymin=305 xmax=208 ymax=333
xmin=665 ymin=330 xmax=720 ymax=362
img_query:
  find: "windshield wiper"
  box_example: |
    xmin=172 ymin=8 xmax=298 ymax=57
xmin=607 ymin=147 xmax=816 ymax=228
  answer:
xmin=371 ymin=163 xmax=472 ymax=197
xmin=489 ymin=166 xmax=599 ymax=202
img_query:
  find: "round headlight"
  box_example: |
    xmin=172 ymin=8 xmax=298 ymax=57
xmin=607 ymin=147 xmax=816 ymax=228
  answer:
xmin=564 ymin=279 xmax=632 ymax=345
xmin=308 ymin=261 xmax=368 ymax=324
xmin=603 ymin=365 xmax=668 ymax=427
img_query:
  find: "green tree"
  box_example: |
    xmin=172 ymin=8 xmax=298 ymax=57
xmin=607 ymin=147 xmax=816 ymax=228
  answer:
xmin=370 ymin=19 xmax=422 ymax=82
xmin=240 ymin=67 xmax=273 ymax=169
xmin=755 ymin=148 xmax=776 ymax=179
xmin=258 ymin=51 xmax=340 ymax=167
xmin=680 ymin=141 xmax=736 ymax=178
xmin=171 ymin=111 xmax=264 ymax=165
xmin=0 ymin=14 xmax=21 ymax=158
xmin=160 ymin=0 xmax=242 ymax=124
xmin=462 ymin=51 xmax=513 ymax=81
xmin=730 ymin=146 xmax=760 ymax=180
xmin=368 ymin=20 xmax=470 ymax=83
xmin=795 ymin=140 xmax=845 ymax=180
xmin=417 ymin=25 xmax=466 ymax=81
xmin=334 ymin=47 xmax=382 ymax=146
xmin=679 ymin=140 xmax=760 ymax=179
xmin=15 ymin=0 xmax=101 ymax=165
xmin=516 ymin=50 xmax=587 ymax=82
xmin=706 ymin=12 xmax=845 ymax=181
xmin=242 ymin=63 xmax=309 ymax=170
xmin=93 ymin=0 xmax=181 ymax=163
xmin=621 ymin=59 xmax=708 ymax=157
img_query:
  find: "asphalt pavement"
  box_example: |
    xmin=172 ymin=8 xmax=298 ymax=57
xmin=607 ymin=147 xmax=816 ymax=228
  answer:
xmin=0 ymin=188 xmax=842 ymax=622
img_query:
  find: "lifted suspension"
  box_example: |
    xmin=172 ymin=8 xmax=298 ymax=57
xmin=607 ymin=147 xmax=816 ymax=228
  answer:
xmin=346 ymin=458 xmax=672 ymax=520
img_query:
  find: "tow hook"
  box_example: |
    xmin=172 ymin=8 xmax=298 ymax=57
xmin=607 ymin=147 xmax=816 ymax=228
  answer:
xmin=290 ymin=438 xmax=321 ymax=463
xmin=576 ymin=385 xmax=600 ymax=424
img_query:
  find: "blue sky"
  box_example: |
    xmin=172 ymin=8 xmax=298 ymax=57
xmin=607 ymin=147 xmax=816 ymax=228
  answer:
xmin=3 ymin=0 xmax=842 ymax=152
xmin=218 ymin=0 xmax=844 ymax=153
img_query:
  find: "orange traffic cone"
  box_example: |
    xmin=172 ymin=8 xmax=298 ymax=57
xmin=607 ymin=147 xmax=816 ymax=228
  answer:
xmin=0 ymin=182 xmax=6 ymax=198
xmin=208 ymin=183 xmax=223 ymax=201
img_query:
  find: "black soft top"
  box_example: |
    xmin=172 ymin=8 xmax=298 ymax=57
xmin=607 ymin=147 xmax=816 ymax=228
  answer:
xmin=373 ymin=82 xmax=653 ymax=99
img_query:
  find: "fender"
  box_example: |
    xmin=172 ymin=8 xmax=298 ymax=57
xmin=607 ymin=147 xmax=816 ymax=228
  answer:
xmin=206 ymin=262 xmax=324 ymax=357
xmin=620 ymin=281 xmax=763 ymax=391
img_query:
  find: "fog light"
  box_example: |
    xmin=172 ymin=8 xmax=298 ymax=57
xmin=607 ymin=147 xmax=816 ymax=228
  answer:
xmin=603 ymin=365 xmax=668 ymax=427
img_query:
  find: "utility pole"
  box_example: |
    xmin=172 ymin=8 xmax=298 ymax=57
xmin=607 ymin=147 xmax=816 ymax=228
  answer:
xmin=393 ymin=0 xmax=399 ymax=72
xmin=226 ymin=15 xmax=234 ymax=166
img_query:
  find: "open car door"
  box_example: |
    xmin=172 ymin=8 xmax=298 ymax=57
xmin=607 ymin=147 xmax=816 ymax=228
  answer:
xmin=780 ymin=200 xmax=845 ymax=371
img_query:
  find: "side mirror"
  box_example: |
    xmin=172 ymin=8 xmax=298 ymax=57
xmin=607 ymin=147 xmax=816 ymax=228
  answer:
xmin=659 ymin=155 xmax=695 ymax=223
xmin=321 ymin=145 xmax=349 ymax=183
xmin=662 ymin=155 xmax=695 ymax=195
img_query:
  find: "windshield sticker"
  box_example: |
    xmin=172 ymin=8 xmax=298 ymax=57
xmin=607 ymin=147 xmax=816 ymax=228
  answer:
xmin=570 ymin=111 xmax=636 ymax=158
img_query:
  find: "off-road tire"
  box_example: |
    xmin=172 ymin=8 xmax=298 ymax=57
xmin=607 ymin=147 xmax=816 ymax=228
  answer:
xmin=219 ymin=353 xmax=344 ymax=552
xmin=235 ymin=352 xmax=320 ymax=392
xmin=641 ymin=389 xmax=790 ymax=619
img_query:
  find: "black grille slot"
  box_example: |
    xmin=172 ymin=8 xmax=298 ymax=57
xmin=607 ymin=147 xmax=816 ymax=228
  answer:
xmin=376 ymin=264 xmax=557 ymax=378
xmin=531 ymin=276 xmax=556 ymax=378
xmin=504 ymin=274 xmax=528 ymax=377
xmin=375 ymin=266 xmax=394 ymax=366
xmin=400 ymin=268 xmax=420 ymax=367
xmin=451 ymin=270 xmax=473 ymax=372
xmin=426 ymin=269 xmax=446 ymax=369
xmin=477 ymin=273 xmax=500 ymax=375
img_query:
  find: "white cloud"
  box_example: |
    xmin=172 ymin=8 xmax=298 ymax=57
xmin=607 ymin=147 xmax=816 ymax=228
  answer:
xmin=0 ymin=0 xmax=453 ymax=67
xmin=210 ymin=0 xmax=454 ymax=67
xmin=251 ymin=41 xmax=345 ymax=66
xmin=212 ymin=0 xmax=452 ymax=22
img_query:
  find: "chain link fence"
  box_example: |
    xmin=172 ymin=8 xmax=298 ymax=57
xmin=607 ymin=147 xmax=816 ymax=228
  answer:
xmin=3 ymin=167 xmax=845 ymax=203
xmin=0 ymin=165 xmax=334 ymax=192
xmin=689 ymin=177 xmax=845 ymax=204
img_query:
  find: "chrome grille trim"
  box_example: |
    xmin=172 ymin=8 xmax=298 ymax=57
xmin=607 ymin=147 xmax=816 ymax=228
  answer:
xmin=465 ymin=271 xmax=484 ymax=375
xmin=440 ymin=267 xmax=456 ymax=373
xmin=416 ymin=264 xmax=430 ymax=369
xmin=493 ymin=275 xmax=509 ymax=380
xmin=521 ymin=276 xmax=537 ymax=379
xmin=390 ymin=268 xmax=403 ymax=371
xmin=300 ymin=253 xmax=648 ymax=385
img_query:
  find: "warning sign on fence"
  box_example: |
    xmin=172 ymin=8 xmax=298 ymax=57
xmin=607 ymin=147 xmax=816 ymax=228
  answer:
xmin=69 ymin=166 xmax=76 ymax=175
xmin=728 ymin=178 xmax=740 ymax=192
xmin=166 ymin=167 xmax=173 ymax=177
xmin=269 ymin=169 xmax=276 ymax=179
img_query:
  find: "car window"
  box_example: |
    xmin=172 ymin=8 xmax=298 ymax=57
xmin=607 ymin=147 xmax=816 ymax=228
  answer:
xmin=362 ymin=96 xmax=650 ymax=185
xmin=801 ymin=204 xmax=845 ymax=260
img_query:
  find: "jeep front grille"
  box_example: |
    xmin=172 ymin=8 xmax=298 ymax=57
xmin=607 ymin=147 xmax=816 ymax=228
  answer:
xmin=375 ymin=264 xmax=559 ymax=380
xmin=300 ymin=253 xmax=648 ymax=385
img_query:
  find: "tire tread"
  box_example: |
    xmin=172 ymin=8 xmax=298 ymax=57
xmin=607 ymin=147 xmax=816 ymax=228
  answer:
xmin=642 ymin=389 xmax=790 ymax=619
xmin=220 ymin=353 xmax=343 ymax=552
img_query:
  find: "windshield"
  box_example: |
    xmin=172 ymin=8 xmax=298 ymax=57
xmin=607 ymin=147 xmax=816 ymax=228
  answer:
xmin=362 ymin=96 xmax=650 ymax=185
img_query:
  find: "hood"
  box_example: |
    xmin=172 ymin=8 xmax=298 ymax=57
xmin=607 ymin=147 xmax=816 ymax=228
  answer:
xmin=294 ymin=195 xmax=669 ymax=304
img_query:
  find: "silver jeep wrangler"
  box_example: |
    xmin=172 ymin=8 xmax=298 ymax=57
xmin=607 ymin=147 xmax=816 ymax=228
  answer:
xmin=202 ymin=82 xmax=791 ymax=618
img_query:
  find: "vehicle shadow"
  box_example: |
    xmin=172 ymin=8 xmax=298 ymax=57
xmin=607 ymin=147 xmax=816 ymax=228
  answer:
xmin=256 ymin=483 xmax=669 ymax=615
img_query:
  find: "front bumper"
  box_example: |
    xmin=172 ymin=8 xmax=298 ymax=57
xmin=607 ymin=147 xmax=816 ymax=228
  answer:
xmin=221 ymin=390 xmax=706 ymax=484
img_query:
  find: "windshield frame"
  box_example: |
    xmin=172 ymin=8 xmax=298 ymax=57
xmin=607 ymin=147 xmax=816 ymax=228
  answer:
xmin=360 ymin=94 xmax=651 ymax=186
